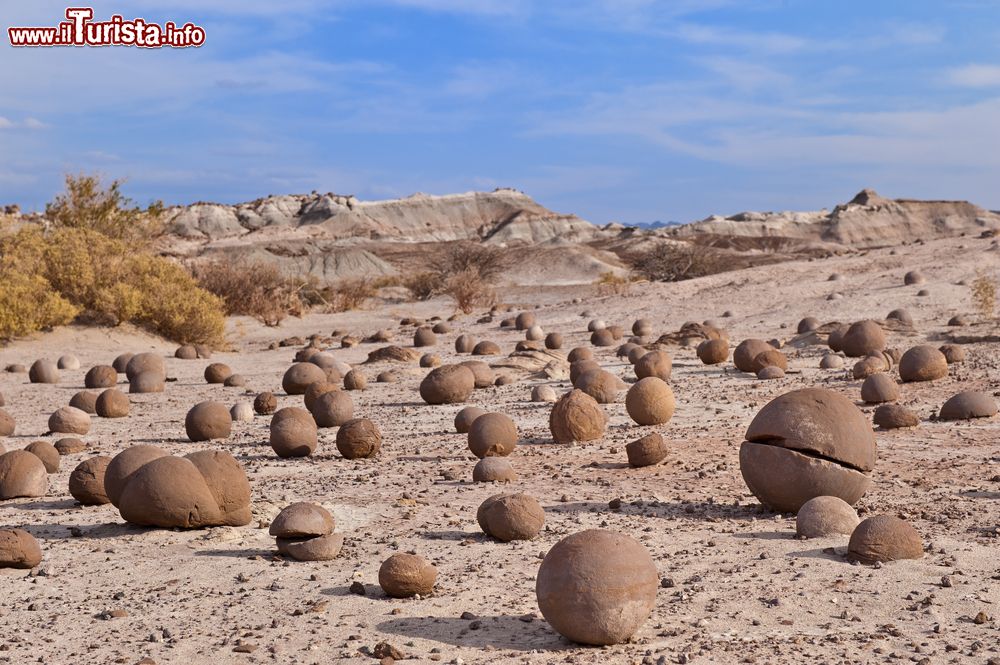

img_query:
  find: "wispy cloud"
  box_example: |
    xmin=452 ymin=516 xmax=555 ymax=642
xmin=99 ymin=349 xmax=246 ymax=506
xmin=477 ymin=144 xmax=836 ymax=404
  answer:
xmin=947 ymin=63 xmax=1000 ymax=88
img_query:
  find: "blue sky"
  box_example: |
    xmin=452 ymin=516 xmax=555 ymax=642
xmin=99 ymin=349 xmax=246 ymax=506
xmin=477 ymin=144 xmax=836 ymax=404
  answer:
xmin=2 ymin=1 xmax=1000 ymax=223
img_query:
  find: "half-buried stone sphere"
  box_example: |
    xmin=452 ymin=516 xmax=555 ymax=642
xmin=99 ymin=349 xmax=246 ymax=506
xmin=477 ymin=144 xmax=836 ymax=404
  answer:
xmin=54 ymin=438 xmax=86 ymax=455
xmin=57 ymin=354 xmax=80 ymax=370
xmin=112 ymin=352 xmax=134 ymax=374
xmin=230 ymin=402 xmax=254 ymax=422
xmin=69 ymin=391 xmax=98 ymax=414
xmin=626 ymin=433 xmax=668 ymax=467
xmin=938 ymin=344 xmax=966 ymax=364
xmin=756 ymin=365 xmax=785 ymax=380
xmin=270 ymin=407 xmax=319 ymax=457
xmin=549 ymin=390 xmax=607 ymax=444
xmin=860 ymin=374 xmax=899 ymax=404
xmin=472 ymin=341 xmax=500 ymax=356
xmin=939 ymin=391 xmax=998 ymax=420
xmin=455 ymin=334 xmax=475 ymax=353
xmin=898 ymin=345 xmax=948 ymax=382
xmin=632 ymin=319 xmax=653 ymax=337
xmin=733 ymin=339 xmax=772 ymax=373
xmin=278 ymin=533 xmax=345 ymax=561
xmin=697 ymin=339 xmax=728 ymax=365
xmin=336 ymin=418 xmax=382 ymax=459
xmin=49 ymin=406 xmax=91 ymax=435
xmin=85 ymin=365 xmax=118 ymax=389
xmin=739 ymin=388 xmax=876 ymax=513
xmin=204 ymin=363 xmax=233 ymax=384
xmin=873 ymin=404 xmax=920 ymax=429
xmin=795 ymin=496 xmax=859 ymax=538
xmin=841 ymin=320 xmax=886 ymax=358
xmin=515 ymin=311 xmax=536 ymax=330
xmin=847 ymin=515 xmax=923 ymax=563
xmin=827 ymin=325 xmax=849 ymax=352
xmin=576 ymin=369 xmax=622 ymax=404
xmin=185 ymin=401 xmax=232 ymax=442
xmin=0 ymin=409 xmax=14 ymax=437
xmin=634 ymin=350 xmax=672 ymax=381
xmin=477 ymin=493 xmax=544 ymax=541
xmin=567 ymin=347 xmax=593 ymax=363
xmin=129 ymin=371 xmax=165 ymax=394
xmin=96 ymin=388 xmax=130 ymax=418
xmin=413 ymin=327 xmax=437 ymax=347
xmin=175 ymin=345 xmax=198 ymax=359
xmin=590 ymin=328 xmax=615 ymax=347
xmin=473 ymin=457 xmax=517 ymax=483
xmin=282 ymin=362 xmax=328 ymax=395
xmin=25 ymin=441 xmax=59 ymax=473
xmin=343 ymin=369 xmax=367 ymax=391
xmin=750 ymin=349 xmax=787 ymax=373
xmin=379 ymin=553 xmax=437 ymax=598
xmin=0 ymin=529 xmax=42 ymax=569
xmin=270 ymin=502 xmax=335 ymax=539
xmin=419 ymin=365 xmax=475 ymax=405
xmin=536 ymin=529 xmax=658 ymax=646
xmin=797 ymin=317 xmax=820 ymax=334
xmin=0 ymin=450 xmax=48 ymax=499
xmin=29 ymin=359 xmax=59 ymax=384
xmin=125 ymin=353 xmax=165 ymax=383
xmin=625 ymin=377 xmax=675 ymax=426
xmin=454 ymin=406 xmax=486 ymax=434
xmin=468 ymin=412 xmax=518 ymax=458
xmin=69 ymin=455 xmax=112 ymax=505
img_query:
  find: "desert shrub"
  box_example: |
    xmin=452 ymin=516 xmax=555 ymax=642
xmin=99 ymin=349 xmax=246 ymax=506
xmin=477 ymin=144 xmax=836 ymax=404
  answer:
xmin=0 ymin=272 xmax=79 ymax=339
xmin=442 ymin=268 xmax=496 ymax=314
xmin=330 ymin=278 xmax=375 ymax=312
xmin=627 ymin=241 xmax=728 ymax=282
xmin=595 ymin=271 xmax=633 ymax=296
xmin=971 ymin=272 xmax=997 ymax=320
xmin=194 ymin=260 xmax=303 ymax=326
xmin=440 ymin=242 xmax=509 ymax=280
xmin=404 ymin=272 xmax=441 ymax=301
xmin=45 ymin=173 xmax=164 ymax=246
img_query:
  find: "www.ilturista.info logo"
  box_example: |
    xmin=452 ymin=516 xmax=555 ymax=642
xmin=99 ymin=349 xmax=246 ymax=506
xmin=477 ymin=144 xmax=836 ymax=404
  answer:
xmin=8 ymin=8 xmax=205 ymax=48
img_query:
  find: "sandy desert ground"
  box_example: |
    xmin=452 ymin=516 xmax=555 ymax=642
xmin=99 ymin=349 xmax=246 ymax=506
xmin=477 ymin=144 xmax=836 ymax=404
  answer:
xmin=1 ymin=233 xmax=999 ymax=665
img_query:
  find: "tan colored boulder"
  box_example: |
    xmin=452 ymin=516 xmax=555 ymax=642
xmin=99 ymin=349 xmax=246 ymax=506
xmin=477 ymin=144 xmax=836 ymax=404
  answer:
xmin=939 ymin=391 xmax=998 ymax=420
xmin=336 ymin=418 xmax=382 ymax=459
xmin=454 ymin=406 xmax=486 ymax=433
xmin=0 ymin=529 xmax=42 ymax=569
xmin=85 ymin=365 xmax=118 ymax=389
xmin=25 ymin=441 xmax=59 ymax=473
xmin=0 ymin=450 xmax=49 ymax=499
xmin=379 ymin=553 xmax=437 ymax=598
xmin=185 ymin=401 xmax=232 ymax=442
xmin=282 ymin=362 xmax=327 ymax=395
xmin=899 ymin=345 xmax=948 ymax=382
xmin=549 ymin=390 xmax=607 ymax=444
xmin=477 ymin=493 xmax=544 ymax=541
xmin=419 ymin=365 xmax=475 ymax=405
xmin=69 ymin=455 xmax=112 ymax=505
xmin=270 ymin=407 xmax=319 ymax=457
xmin=473 ymin=457 xmax=517 ymax=483
xmin=841 ymin=320 xmax=886 ymax=358
xmin=795 ymin=496 xmax=859 ymax=538
xmin=269 ymin=502 xmax=334 ymax=538
xmin=49 ymin=406 xmax=91 ymax=435
xmin=468 ymin=412 xmax=518 ymax=458
xmin=626 ymin=433 xmax=667 ymax=467
xmin=96 ymin=388 xmax=130 ymax=418
xmin=848 ymin=515 xmax=923 ymax=563
xmin=625 ymin=377 xmax=675 ymax=426
xmin=860 ymin=374 xmax=899 ymax=404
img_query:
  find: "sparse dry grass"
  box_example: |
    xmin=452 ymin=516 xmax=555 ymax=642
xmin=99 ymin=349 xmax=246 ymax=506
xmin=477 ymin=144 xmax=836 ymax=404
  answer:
xmin=627 ymin=241 xmax=729 ymax=282
xmin=971 ymin=272 xmax=997 ymax=321
xmin=443 ymin=267 xmax=497 ymax=313
xmin=595 ymin=271 xmax=634 ymax=296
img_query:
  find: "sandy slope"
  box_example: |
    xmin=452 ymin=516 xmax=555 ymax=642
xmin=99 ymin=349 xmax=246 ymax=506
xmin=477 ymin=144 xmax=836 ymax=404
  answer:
xmin=0 ymin=234 xmax=998 ymax=665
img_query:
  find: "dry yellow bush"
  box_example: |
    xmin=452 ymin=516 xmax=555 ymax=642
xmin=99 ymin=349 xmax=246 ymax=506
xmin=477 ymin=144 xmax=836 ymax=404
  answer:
xmin=404 ymin=272 xmax=440 ymax=300
xmin=194 ymin=260 xmax=302 ymax=326
xmin=971 ymin=272 xmax=997 ymax=320
xmin=46 ymin=173 xmax=163 ymax=246
xmin=0 ymin=272 xmax=78 ymax=339
xmin=595 ymin=271 xmax=633 ymax=296
xmin=443 ymin=268 xmax=496 ymax=313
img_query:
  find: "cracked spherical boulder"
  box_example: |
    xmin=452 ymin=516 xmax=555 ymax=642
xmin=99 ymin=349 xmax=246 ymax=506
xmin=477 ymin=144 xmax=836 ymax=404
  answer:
xmin=0 ymin=450 xmax=49 ymax=499
xmin=29 ymin=359 xmax=59 ymax=384
xmin=848 ymin=515 xmax=923 ymax=563
xmin=697 ymin=339 xmax=728 ymax=365
xmin=468 ymin=412 xmax=518 ymax=458
xmin=25 ymin=441 xmax=59 ymax=473
xmin=549 ymin=389 xmax=607 ymax=444
xmin=841 ymin=320 xmax=886 ymax=358
xmin=270 ymin=407 xmax=319 ymax=457
xmin=69 ymin=455 xmax=112 ymax=505
xmin=419 ymin=364 xmax=475 ymax=406
xmin=455 ymin=334 xmax=476 ymax=353
xmin=739 ymin=388 xmax=876 ymax=513
xmin=125 ymin=353 xmax=165 ymax=383
xmin=750 ymin=348 xmax=787 ymax=374
xmin=254 ymin=391 xmax=278 ymax=415
xmin=312 ymin=390 xmax=354 ymax=429
xmin=473 ymin=457 xmax=517 ymax=483
xmin=903 ymin=270 xmax=925 ymax=286
xmin=477 ymin=493 xmax=544 ymax=541
xmin=0 ymin=529 xmax=42 ymax=569
xmin=797 ymin=317 xmax=820 ymax=334
xmin=115 ymin=449 xmax=252 ymax=529
xmin=625 ymin=377 xmax=675 ymax=426
xmin=379 ymin=553 xmax=437 ymax=598
xmin=85 ymin=365 xmax=118 ymax=389
xmin=336 ymin=418 xmax=382 ymax=459
xmin=544 ymin=333 xmax=563 ymax=350
xmin=938 ymin=344 xmax=966 ymax=364
xmin=626 ymin=433 xmax=668 ymax=468
xmin=939 ymin=391 xmax=998 ymax=420
xmin=899 ymin=345 xmax=948 ymax=382
xmin=230 ymin=402 xmax=254 ymax=422
xmin=577 ymin=369 xmax=622 ymax=405
xmin=49 ymin=406 xmax=91 ymax=435
xmin=175 ymin=345 xmax=198 ymax=360
xmin=634 ymin=350 xmax=672 ymax=381
xmin=734 ymin=339 xmax=772 ymax=373
xmin=861 ymin=374 xmax=899 ymax=404
xmin=531 ymin=385 xmax=558 ymax=403
xmin=277 ymin=532 xmax=345 ymax=561
xmin=472 ymin=341 xmax=500 ymax=356
xmin=204 ymin=363 xmax=233 ymax=384
xmin=185 ymin=401 xmax=232 ymax=442
xmin=105 ymin=445 xmax=169 ymax=506
xmin=270 ymin=502 xmax=335 ymax=539
xmin=536 ymin=529 xmax=658 ymax=646
xmin=129 ymin=370 xmax=164 ymax=394
xmin=590 ymin=328 xmax=615 ymax=347
xmin=413 ymin=326 xmax=437 ymax=347
xmin=454 ymin=406 xmax=486 ymax=434
xmin=282 ymin=362 xmax=328 ymax=396
xmin=96 ymin=388 xmax=129 ymax=418
xmin=459 ymin=361 xmax=494 ymax=390
xmin=873 ymin=404 xmax=920 ymax=429
xmin=795 ymin=496 xmax=859 ymax=538
xmin=820 ymin=353 xmax=844 ymax=369
xmin=0 ymin=408 xmax=14 ymax=437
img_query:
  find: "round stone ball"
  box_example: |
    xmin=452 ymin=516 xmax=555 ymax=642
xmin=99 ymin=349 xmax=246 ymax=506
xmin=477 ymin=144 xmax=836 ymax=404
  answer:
xmin=175 ymin=345 xmax=198 ymax=359
xmin=525 ymin=325 xmax=545 ymax=342
xmin=112 ymin=352 xmax=134 ymax=374
xmin=254 ymin=392 xmax=278 ymax=415
xmin=739 ymin=388 xmax=876 ymax=513
xmin=269 ymin=502 xmax=334 ymax=539
xmin=634 ymin=350 xmax=672 ymax=381
xmin=49 ymin=406 xmax=91 ymax=435
xmin=903 ymin=270 xmax=925 ymax=285
xmin=756 ymin=365 xmax=785 ymax=380
xmin=549 ymin=389 xmax=607 ymax=444
xmin=336 ymin=418 xmax=382 ymax=459
xmin=841 ymin=320 xmax=886 ymax=358
xmin=472 ymin=341 xmax=500 ymax=356
xmin=69 ymin=455 xmax=112 ymax=505
xmin=898 ymin=345 xmax=948 ymax=382
xmin=750 ymin=349 xmax=787 ymax=373
xmin=827 ymin=324 xmax=849 ymax=352
xmin=587 ymin=319 xmax=606 ymax=332
xmin=852 ymin=355 xmax=885 ymax=380
xmin=68 ymin=391 xmax=98 ymax=414
xmin=576 ymin=369 xmax=622 ymax=405
xmin=420 ymin=365 xmax=475 ymax=405
xmin=697 ymin=339 xmax=728 ymax=365
xmin=278 ymin=533 xmax=344 ymax=561
xmin=531 ymin=385 xmax=558 ymax=403
xmin=567 ymin=347 xmax=593 ymax=364
xmin=0 ymin=529 xmax=42 ymax=569
xmin=282 ymin=363 xmax=327 ymax=395
xmin=515 ymin=312 xmax=536 ymax=330
xmin=230 ymin=402 xmax=254 ymax=422
xmin=873 ymin=404 xmax=920 ymax=429
xmin=536 ymin=529 xmax=658 ymax=646
xmin=378 ymin=553 xmax=437 ymax=598
xmin=455 ymin=334 xmax=476 ymax=353
xmin=419 ymin=353 xmax=441 ymax=369
xmin=795 ymin=496 xmax=859 ymax=538
xmin=477 ymin=493 xmax=545 ymax=541
xmin=85 ymin=365 xmax=118 ymax=389
xmin=125 ymin=353 xmax=165 ymax=382
xmin=820 ymin=353 xmax=844 ymax=369
xmin=54 ymin=438 xmax=86 ymax=455
xmin=431 ymin=322 xmax=451 ymax=334
xmin=269 ymin=407 xmax=318 ymax=458
xmin=797 ymin=317 xmax=820 ymax=334
xmin=544 ymin=333 xmax=563 ymax=350
xmin=625 ymin=377 xmax=675 ymax=426
xmin=886 ymin=308 xmax=914 ymax=326
xmin=468 ymin=412 xmax=518 ymax=458
xmin=312 ymin=390 xmax=354 ymax=428
xmin=204 ymin=363 xmax=232 ymax=384
xmin=129 ymin=371 xmax=164 ymax=394
xmin=938 ymin=344 xmax=966 ymax=364
xmin=25 ymin=440 xmax=60 ymax=473
xmin=860 ymin=374 xmax=899 ymax=404
xmin=95 ymin=388 xmax=129 ymax=418
xmin=632 ymin=319 xmax=653 ymax=337
xmin=0 ymin=450 xmax=48 ymax=500
xmin=59 ymin=354 xmax=81 ymax=370
xmin=343 ymin=369 xmax=367 ymax=391
xmin=590 ymin=329 xmax=615 ymax=347
xmin=224 ymin=374 xmax=246 ymax=388
xmin=185 ymin=401 xmax=232 ymax=442
xmin=454 ymin=406 xmax=486 ymax=434
xmin=625 ymin=345 xmax=647 ymax=364
xmin=303 ymin=382 xmax=339 ymax=414
xmin=626 ymin=433 xmax=668 ymax=468
xmin=413 ymin=327 xmax=437 ymax=347
xmin=939 ymin=391 xmax=998 ymax=420
xmin=569 ymin=359 xmax=600 ymax=386
xmin=461 ymin=361 xmax=496 ymax=389
xmin=29 ymin=359 xmax=59 ymax=384
xmin=848 ymin=515 xmax=923 ymax=563
xmin=473 ymin=457 xmax=518 ymax=483
xmin=733 ymin=339 xmax=771 ymax=372
xmin=0 ymin=409 xmax=15 ymax=437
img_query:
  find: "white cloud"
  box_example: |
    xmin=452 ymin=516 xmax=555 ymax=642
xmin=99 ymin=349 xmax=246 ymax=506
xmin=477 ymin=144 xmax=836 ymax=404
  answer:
xmin=947 ymin=64 xmax=1000 ymax=88
xmin=0 ymin=117 xmax=12 ymax=129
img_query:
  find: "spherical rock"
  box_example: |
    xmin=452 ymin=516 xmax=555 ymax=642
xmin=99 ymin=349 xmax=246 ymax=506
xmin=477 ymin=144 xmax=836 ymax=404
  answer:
xmin=343 ymin=369 xmax=367 ymax=391
xmin=697 ymin=339 xmax=728 ymax=365
xmin=278 ymin=532 xmax=345 ymax=561
xmin=903 ymin=270 xmax=925 ymax=285
xmin=473 ymin=457 xmax=517 ymax=483
xmin=739 ymin=388 xmax=876 ymax=513
xmin=29 ymin=359 xmax=59 ymax=384
xmin=129 ymin=370 xmax=164 ymax=394
xmin=820 ymin=353 xmax=844 ymax=369
xmin=379 ymin=553 xmax=437 ymax=598
xmin=938 ymin=344 xmax=966 ymax=364
xmin=477 ymin=493 xmax=544 ymax=541
xmin=419 ymin=353 xmax=441 ymax=369
xmin=105 ymin=445 xmax=169 ymax=506
xmin=413 ymin=327 xmax=437 ymax=347
xmin=590 ymin=328 xmax=615 ymax=347
xmin=270 ymin=407 xmax=319 ymax=457
xmin=112 ymin=353 xmax=134 ymax=373
xmin=860 ymin=374 xmax=898 ymax=404
xmin=455 ymin=334 xmax=476 ymax=353
xmin=515 ymin=312 xmax=536 ymax=330
xmin=886 ymin=309 xmax=914 ymax=327
xmin=569 ymin=359 xmax=600 ymax=386
xmin=531 ymin=385 xmax=558 ymax=403
xmin=49 ymin=406 xmax=91 ymax=435
xmin=587 ymin=319 xmax=606 ymax=332
xmin=125 ymin=353 xmax=165 ymax=382
xmin=536 ymin=529 xmax=658 ymax=646
xmin=827 ymin=324 xmax=849 ymax=352
xmin=873 ymin=404 xmax=920 ymax=429
xmin=939 ymin=391 xmax=998 ymax=420
xmin=468 ymin=412 xmax=518 ymax=458
xmin=0 ymin=409 xmax=14 ymax=437
xmin=336 ymin=418 xmax=382 ymax=459
xmin=841 ymin=320 xmax=886 ymax=358
xmin=947 ymin=315 xmax=970 ymax=327
xmin=544 ymin=333 xmax=563 ymax=350
xmin=282 ymin=363 xmax=327 ymax=395
xmin=756 ymin=365 xmax=785 ymax=380
xmin=431 ymin=322 xmax=451 ymax=334
xmin=0 ymin=529 xmax=42 ymax=569
xmin=0 ymin=450 xmax=48 ymax=499
xmin=472 ymin=341 xmax=500 ymax=356
xmin=420 ymin=364 xmax=475 ymax=405
xmin=848 ymin=515 xmax=923 ymax=563
xmin=899 ymin=345 xmax=948 ymax=382
xmin=303 ymin=382 xmax=338 ymax=413
xmin=85 ymin=365 xmax=118 ymax=389
xmin=69 ymin=456 xmax=111 ymax=505
xmin=625 ymin=345 xmax=647 ymax=364
xmin=269 ymin=502 xmax=334 ymax=538
xmin=223 ymin=373 xmax=246 ymax=387
xmin=96 ymin=388 xmax=129 ymax=418
xmin=567 ymin=347 xmax=593 ymax=363
xmin=797 ymin=317 xmax=820 ymax=334
xmin=734 ymin=339 xmax=771 ymax=372
xmin=254 ymin=392 xmax=278 ymax=415
xmin=459 ymin=361 xmax=494 ymax=389
xmin=576 ymin=369 xmax=622 ymax=405
xmin=25 ymin=440 xmax=60 ymax=473
xmin=54 ymin=437 xmax=87 ymax=455
xmin=454 ymin=406 xmax=486 ymax=433
xmin=852 ymin=355 xmax=885 ymax=380
xmin=795 ymin=496 xmax=859 ymax=538
xmin=625 ymin=377 xmax=675 ymax=426
xmin=634 ymin=350 xmax=672 ymax=381
xmin=626 ymin=433 xmax=668 ymax=467
xmin=204 ymin=363 xmax=232 ymax=384
xmin=195 ymin=345 xmax=213 ymax=359
xmin=183 ymin=401 xmax=232 ymax=442
xmin=230 ymin=402 xmax=254 ymax=422
xmin=632 ymin=319 xmax=653 ymax=337
xmin=175 ymin=345 xmax=198 ymax=359
xmin=55 ymin=354 xmax=79 ymax=370
xmin=312 ymin=390 xmax=354 ymax=428
xmin=549 ymin=390 xmax=607 ymax=444
xmin=750 ymin=349 xmax=787 ymax=373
